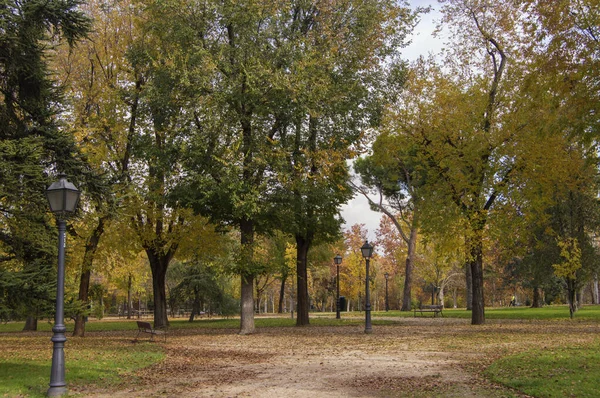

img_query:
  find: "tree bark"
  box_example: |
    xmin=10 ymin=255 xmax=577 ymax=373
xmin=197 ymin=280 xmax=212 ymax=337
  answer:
xmin=567 ymin=278 xmax=577 ymax=318
xmin=146 ymin=250 xmax=172 ymax=328
xmin=23 ymin=316 xmax=37 ymax=331
xmin=465 ymin=260 xmax=473 ymax=310
xmin=73 ymin=269 xmax=90 ymax=336
xmin=277 ymin=275 xmax=287 ymax=313
xmin=73 ymin=216 xmax=107 ymax=337
xmin=401 ymin=226 xmax=417 ymax=311
xmin=239 ymin=218 xmax=255 ymax=335
xmin=295 ymin=235 xmax=311 ymax=326
xmin=468 ymin=226 xmax=485 ymax=325
xmin=127 ymin=274 xmax=132 ymax=319
xmin=531 ymin=286 xmax=544 ymax=308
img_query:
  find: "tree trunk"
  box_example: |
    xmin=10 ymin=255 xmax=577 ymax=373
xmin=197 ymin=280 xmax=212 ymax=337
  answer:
xmin=73 ymin=216 xmax=106 ymax=337
xmin=531 ymin=286 xmax=543 ymax=308
xmin=567 ymin=278 xmax=577 ymax=318
xmin=465 ymin=260 xmax=473 ymax=310
xmin=73 ymin=269 xmax=90 ymax=337
xmin=468 ymin=230 xmax=485 ymax=325
xmin=127 ymin=275 xmax=132 ymax=319
xmin=296 ymin=235 xmax=311 ymax=326
xmin=278 ymin=275 xmax=286 ymax=313
xmin=146 ymin=250 xmax=171 ymax=328
xmin=592 ymin=276 xmax=599 ymax=304
xmin=239 ymin=219 xmax=255 ymax=335
xmin=401 ymin=226 xmax=417 ymax=311
xmin=23 ymin=316 xmax=37 ymax=331
xmin=452 ymin=287 xmax=458 ymax=308
xmin=189 ymin=290 xmax=201 ymax=322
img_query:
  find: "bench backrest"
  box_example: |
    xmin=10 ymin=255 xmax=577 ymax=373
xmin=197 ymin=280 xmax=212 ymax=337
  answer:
xmin=137 ymin=320 xmax=153 ymax=329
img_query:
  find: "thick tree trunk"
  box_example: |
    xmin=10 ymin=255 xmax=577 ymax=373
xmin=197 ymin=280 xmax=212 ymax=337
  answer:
xmin=146 ymin=250 xmax=171 ymax=328
xmin=401 ymin=226 xmax=417 ymax=311
xmin=469 ymin=231 xmax=485 ymax=325
xmin=73 ymin=216 xmax=106 ymax=337
xmin=240 ymin=274 xmax=255 ymax=334
xmin=239 ymin=219 xmax=255 ymax=335
xmin=531 ymin=287 xmax=544 ymax=308
xmin=296 ymin=235 xmax=311 ymax=326
xmin=23 ymin=316 xmax=37 ymax=331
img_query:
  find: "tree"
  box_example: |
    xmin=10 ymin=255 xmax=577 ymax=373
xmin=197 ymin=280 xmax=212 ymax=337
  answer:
xmin=354 ymin=125 xmax=422 ymax=311
xmin=0 ymin=0 xmax=91 ymax=328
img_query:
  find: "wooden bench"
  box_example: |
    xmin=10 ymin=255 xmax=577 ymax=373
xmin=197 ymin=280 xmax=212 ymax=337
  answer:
xmin=413 ymin=304 xmax=444 ymax=317
xmin=135 ymin=321 xmax=167 ymax=342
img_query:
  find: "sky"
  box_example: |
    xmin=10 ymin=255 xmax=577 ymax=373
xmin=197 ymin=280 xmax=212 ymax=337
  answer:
xmin=340 ymin=0 xmax=443 ymax=241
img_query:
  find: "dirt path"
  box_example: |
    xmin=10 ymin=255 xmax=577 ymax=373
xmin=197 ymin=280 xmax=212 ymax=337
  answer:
xmin=82 ymin=317 xmax=589 ymax=397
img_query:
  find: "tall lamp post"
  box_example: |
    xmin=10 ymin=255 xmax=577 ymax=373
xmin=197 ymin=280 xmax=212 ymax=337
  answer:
xmin=334 ymin=254 xmax=342 ymax=319
xmin=384 ymin=272 xmax=389 ymax=312
xmin=361 ymin=240 xmax=374 ymax=334
xmin=46 ymin=175 xmax=80 ymax=397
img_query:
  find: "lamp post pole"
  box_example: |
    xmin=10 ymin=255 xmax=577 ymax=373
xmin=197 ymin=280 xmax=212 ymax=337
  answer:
xmin=48 ymin=219 xmax=67 ymax=396
xmin=46 ymin=175 xmax=80 ymax=397
xmin=334 ymin=254 xmax=342 ymax=319
xmin=361 ymin=241 xmax=374 ymax=334
xmin=384 ymin=272 xmax=389 ymax=312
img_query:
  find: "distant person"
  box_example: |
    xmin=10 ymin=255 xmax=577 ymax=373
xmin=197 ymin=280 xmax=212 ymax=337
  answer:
xmin=510 ymin=295 xmax=516 ymax=307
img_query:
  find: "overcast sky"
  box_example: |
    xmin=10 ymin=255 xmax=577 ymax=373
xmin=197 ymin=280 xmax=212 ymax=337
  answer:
xmin=340 ymin=0 xmax=443 ymax=240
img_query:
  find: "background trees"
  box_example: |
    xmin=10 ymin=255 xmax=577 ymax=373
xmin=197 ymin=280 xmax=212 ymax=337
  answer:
xmin=3 ymin=0 xmax=600 ymax=328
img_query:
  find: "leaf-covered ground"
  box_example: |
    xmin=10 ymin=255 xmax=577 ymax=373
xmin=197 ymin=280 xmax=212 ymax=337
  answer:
xmin=71 ymin=317 xmax=600 ymax=397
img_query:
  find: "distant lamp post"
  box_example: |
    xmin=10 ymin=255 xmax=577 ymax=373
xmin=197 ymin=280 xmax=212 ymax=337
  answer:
xmin=361 ymin=240 xmax=374 ymax=334
xmin=384 ymin=272 xmax=389 ymax=312
xmin=46 ymin=175 xmax=80 ymax=397
xmin=334 ymin=254 xmax=342 ymax=319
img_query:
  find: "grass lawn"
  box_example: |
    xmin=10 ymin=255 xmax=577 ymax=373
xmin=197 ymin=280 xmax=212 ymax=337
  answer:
xmin=1 ymin=305 xmax=599 ymax=397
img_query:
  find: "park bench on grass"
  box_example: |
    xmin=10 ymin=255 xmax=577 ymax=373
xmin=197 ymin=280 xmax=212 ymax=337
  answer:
xmin=135 ymin=320 xmax=167 ymax=342
xmin=413 ymin=304 xmax=444 ymax=318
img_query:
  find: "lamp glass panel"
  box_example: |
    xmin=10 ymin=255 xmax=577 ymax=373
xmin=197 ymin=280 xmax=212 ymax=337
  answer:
xmin=65 ymin=190 xmax=80 ymax=212
xmin=361 ymin=242 xmax=373 ymax=259
xmin=46 ymin=190 xmax=65 ymax=213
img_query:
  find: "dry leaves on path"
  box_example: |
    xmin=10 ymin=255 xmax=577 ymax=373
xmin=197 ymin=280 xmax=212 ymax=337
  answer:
xmin=82 ymin=318 xmax=596 ymax=397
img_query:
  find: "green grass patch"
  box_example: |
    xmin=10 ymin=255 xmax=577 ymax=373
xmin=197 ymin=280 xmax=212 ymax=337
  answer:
xmin=485 ymin=343 xmax=600 ymax=398
xmin=0 ymin=337 xmax=164 ymax=397
xmin=369 ymin=305 xmax=600 ymax=320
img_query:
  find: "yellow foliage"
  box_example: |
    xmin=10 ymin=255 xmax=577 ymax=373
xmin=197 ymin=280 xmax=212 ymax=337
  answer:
xmin=552 ymin=237 xmax=582 ymax=280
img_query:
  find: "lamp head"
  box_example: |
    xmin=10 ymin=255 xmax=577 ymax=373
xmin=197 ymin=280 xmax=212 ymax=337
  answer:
xmin=46 ymin=174 xmax=80 ymax=219
xmin=361 ymin=240 xmax=374 ymax=259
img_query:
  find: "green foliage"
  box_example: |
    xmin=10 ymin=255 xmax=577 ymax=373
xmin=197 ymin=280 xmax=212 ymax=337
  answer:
xmin=0 ymin=0 xmax=91 ymax=326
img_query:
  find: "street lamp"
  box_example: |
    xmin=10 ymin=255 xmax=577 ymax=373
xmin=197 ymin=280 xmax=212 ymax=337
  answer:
xmin=384 ymin=272 xmax=389 ymax=312
xmin=334 ymin=254 xmax=342 ymax=319
xmin=361 ymin=240 xmax=374 ymax=334
xmin=46 ymin=175 xmax=80 ymax=397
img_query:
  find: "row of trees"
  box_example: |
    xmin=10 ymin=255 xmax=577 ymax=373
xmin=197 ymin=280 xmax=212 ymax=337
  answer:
xmin=2 ymin=0 xmax=599 ymax=333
